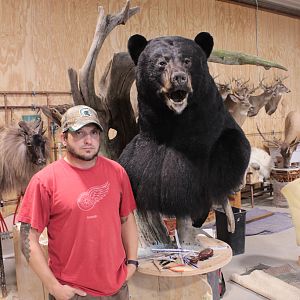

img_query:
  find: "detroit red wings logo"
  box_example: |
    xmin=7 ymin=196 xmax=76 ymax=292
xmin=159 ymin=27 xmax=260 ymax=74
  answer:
xmin=77 ymin=182 xmax=110 ymax=211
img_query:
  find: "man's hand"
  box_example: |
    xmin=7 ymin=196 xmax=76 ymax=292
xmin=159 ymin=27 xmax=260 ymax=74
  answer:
xmin=126 ymin=264 xmax=137 ymax=281
xmin=51 ymin=283 xmax=87 ymax=300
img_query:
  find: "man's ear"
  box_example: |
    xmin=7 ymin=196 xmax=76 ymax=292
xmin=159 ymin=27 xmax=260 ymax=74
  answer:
xmin=128 ymin=34 xmax=148 ymax=65
xmin=61 ymin=132 xmax=67 ymax=146
xmin=194 ymin=32 xmax=214 ymax=59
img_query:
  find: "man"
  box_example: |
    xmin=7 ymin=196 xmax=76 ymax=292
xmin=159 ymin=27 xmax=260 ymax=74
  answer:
xmin=18 ymin=105 xmax=138 ymax=300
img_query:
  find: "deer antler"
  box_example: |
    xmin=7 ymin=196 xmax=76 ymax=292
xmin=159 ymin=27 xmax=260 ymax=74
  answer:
xmin=249 ymin=84 xmax=260 ymax=95
xmin=240 ymin=78 xmax=250 ymax=87
xmin=258 ymin=77 xmax=272 ymax=90
xmin=230 ymin=78 xmax=258 ymax=100
xmin=289 ymin=139 xmax=300 ymax=149
xmin=256 ymin=124 xmax=281 ymax=147
xmin=274 ymin=75 xmax=288 ymax=83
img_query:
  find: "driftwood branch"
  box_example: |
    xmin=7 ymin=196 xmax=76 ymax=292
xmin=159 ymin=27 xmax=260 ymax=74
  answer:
xmin=41 ymin=104 xmax=72 ymax=126
xmin=78 ymin=1 xmax=140 ymax=111
xmin=67 ymin=1 xmax=139 ymax=160
xmin=210 ymin=50 xmax=288 ymax=71
xmin=68 ymin=69 xmax=84 ymax=105
xmin=102 ymin=52 xmax=138 ymax=158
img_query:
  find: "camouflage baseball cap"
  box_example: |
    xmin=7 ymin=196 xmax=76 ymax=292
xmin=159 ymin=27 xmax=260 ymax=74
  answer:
xmin=61 ymin=105 xmax=103 ymax=133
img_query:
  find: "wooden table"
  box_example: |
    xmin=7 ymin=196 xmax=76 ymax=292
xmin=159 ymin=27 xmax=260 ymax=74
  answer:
xmin=129 ymin=236 xmax=232 ymax=300
xmin=243 ymin=181 xmax=273 ymax=207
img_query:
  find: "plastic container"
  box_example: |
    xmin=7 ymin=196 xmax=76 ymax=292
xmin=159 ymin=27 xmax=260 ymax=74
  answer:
xmin=22 ymin=115 xmax=41 ymax=122
xmin=215 ymin=207 xmax=246 ymax=255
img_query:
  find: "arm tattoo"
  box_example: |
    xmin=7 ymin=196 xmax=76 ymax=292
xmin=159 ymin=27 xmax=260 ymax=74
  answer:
xmin=20 ymin=222 xmax=31 ymax=262
xmin=121 ymin=216 xmax=128 ymax=224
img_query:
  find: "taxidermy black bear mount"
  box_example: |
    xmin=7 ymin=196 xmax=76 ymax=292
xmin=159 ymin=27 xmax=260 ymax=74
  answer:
xmin=119 ymin=32 xmax=250 ymax=229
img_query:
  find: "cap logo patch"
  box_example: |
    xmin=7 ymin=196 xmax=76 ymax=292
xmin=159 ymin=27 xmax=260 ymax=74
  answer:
xmin=80 ymin=108 xmax=92 ymax=117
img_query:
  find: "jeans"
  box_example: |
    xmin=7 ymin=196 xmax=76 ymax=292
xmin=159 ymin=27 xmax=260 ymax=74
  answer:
xmin=48 ymin=282 xmax=129 ymax=300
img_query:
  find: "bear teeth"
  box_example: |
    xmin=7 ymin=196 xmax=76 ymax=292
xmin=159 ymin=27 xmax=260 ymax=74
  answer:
xmin=166 ymin=98 xmax=188 ymax=114
xmin=170 ymin=99 xmax=185 ymax=105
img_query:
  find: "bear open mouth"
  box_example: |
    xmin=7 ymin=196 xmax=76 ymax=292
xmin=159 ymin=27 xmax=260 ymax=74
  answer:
xmin=167 ymin=90 xmax=188 ymax=102
xmin=164 ymin=90 xmax=189 ymax=114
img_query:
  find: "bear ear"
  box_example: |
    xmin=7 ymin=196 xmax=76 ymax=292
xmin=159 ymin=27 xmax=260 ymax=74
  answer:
xmin=128 ymin=34 xmax=148 ymax=65
xmin=194 ymin=32 xmax=214 ymax=59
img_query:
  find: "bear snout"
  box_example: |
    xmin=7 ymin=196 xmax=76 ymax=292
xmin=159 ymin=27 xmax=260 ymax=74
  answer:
xmin=171 ymin=71 xmax=188 ymax=86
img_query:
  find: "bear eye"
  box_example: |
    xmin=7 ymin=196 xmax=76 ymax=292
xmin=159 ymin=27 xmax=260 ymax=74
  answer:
xmin=184 ymin=58 xmax=191 ymax=65
xmin=158 ymin=60 xmax=167 ymax=67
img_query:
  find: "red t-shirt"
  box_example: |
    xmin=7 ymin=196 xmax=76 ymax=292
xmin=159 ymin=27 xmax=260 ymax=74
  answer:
xmin=17 ymin=157 xmax=136 ymax=296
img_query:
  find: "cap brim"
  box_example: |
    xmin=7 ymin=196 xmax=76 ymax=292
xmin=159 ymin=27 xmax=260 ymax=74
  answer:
xmin=65 ymin=120 xmax=103 ymax=132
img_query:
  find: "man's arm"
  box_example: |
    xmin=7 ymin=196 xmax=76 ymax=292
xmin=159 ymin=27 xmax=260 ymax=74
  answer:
xmin=121 ymin=212 xmax=138 ymax=280
xmin=20 ymin=223 xmax=86 ymax=300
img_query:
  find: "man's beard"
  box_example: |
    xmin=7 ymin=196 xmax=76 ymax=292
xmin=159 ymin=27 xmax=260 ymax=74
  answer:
xmin=66 ymin=144 xmax=100 ymax=161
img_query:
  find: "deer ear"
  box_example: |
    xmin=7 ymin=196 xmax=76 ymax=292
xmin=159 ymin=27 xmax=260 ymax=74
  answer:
xmin=228 ymin=94 xmax=239 ymax=103
xmin=128 ymin=34 xmax=148 ymax=65
xmin=194 ymin=32 xmax=214 ymax=59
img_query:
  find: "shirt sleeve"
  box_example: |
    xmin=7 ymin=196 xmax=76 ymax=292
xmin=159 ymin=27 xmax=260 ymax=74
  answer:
xmin=17 ymin=175 xmax=51 ymax=233
xmin=119 ymin=168 xmax=137 ymax=217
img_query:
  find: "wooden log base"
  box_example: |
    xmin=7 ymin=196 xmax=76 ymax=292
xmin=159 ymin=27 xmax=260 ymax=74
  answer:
xmin=129 ymin=236 xmax=232 ymax=300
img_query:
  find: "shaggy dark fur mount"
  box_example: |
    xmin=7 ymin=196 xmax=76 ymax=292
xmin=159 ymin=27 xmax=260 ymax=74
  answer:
xmin=119 ymin=32 xmax=250 ymax=226
xmin=0 ymin=120 xmax=49 ymax=197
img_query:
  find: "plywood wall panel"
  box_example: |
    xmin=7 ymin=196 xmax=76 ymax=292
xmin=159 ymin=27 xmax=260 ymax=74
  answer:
xmin=0 ymin=0 xmax=299 ymax=148
xmin=157 ymin=0 xmax=168 ymax=36
xmin=193 ymin=0 xmax=216 ymax=36
xmin=129 ymin=0 xmax=142 ymax=35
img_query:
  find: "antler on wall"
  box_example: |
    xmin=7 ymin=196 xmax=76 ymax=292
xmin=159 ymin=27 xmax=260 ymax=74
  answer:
xmin=210 ymin=49 xmax=288 ymax=71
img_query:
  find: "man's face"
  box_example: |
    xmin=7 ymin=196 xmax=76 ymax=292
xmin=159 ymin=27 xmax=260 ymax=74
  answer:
xmin=64 ymin=124 xmax=101 ymax=161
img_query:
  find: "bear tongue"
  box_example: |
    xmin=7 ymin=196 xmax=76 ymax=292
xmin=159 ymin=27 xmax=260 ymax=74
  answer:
xmin=168 ymin=90 xmax=187 ymax=102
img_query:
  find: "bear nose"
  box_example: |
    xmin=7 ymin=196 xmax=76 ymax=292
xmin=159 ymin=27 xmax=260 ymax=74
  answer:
xmin=171 ymin=72 xmax=187 ymax=85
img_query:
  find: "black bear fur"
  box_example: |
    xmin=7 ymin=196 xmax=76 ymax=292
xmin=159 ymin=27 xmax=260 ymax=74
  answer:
xmin=119 ymin=32 xmax=251 ymax=227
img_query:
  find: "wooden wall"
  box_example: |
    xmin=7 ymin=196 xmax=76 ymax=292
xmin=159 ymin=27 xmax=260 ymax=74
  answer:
xmin=1 ymin=0 xmax=299 ymax=147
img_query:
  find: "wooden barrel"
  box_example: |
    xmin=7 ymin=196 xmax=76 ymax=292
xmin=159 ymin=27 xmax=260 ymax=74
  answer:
xmin=129 ymin=273 xmax=212 ymax=300
xmin=129 ymin=236 xmax=232 ymax=300
xmin=270 ymin=167 xmax=300 ymax=207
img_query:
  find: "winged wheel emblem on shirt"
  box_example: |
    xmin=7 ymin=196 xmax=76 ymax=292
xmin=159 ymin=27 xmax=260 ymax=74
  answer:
xmin=77 ymin=182 xmax=110 ymax=211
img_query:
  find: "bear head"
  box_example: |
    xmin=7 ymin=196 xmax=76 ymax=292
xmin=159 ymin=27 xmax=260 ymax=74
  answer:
xmin=128 ymin=32 xmax=214 ymax=115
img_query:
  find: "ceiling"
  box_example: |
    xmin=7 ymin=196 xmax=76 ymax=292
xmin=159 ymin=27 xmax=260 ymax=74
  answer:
xmin=228 ymin=0 xmax=300 ymax=17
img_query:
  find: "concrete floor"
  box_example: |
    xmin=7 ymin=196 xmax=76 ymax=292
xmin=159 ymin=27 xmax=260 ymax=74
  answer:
xmin=222 ymin=195 xmax=300 ymax=299
xmin=1 ymin=194 xmax=299 ymax=299
xmin=1 ymin=214 xmax=18 ymax=299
